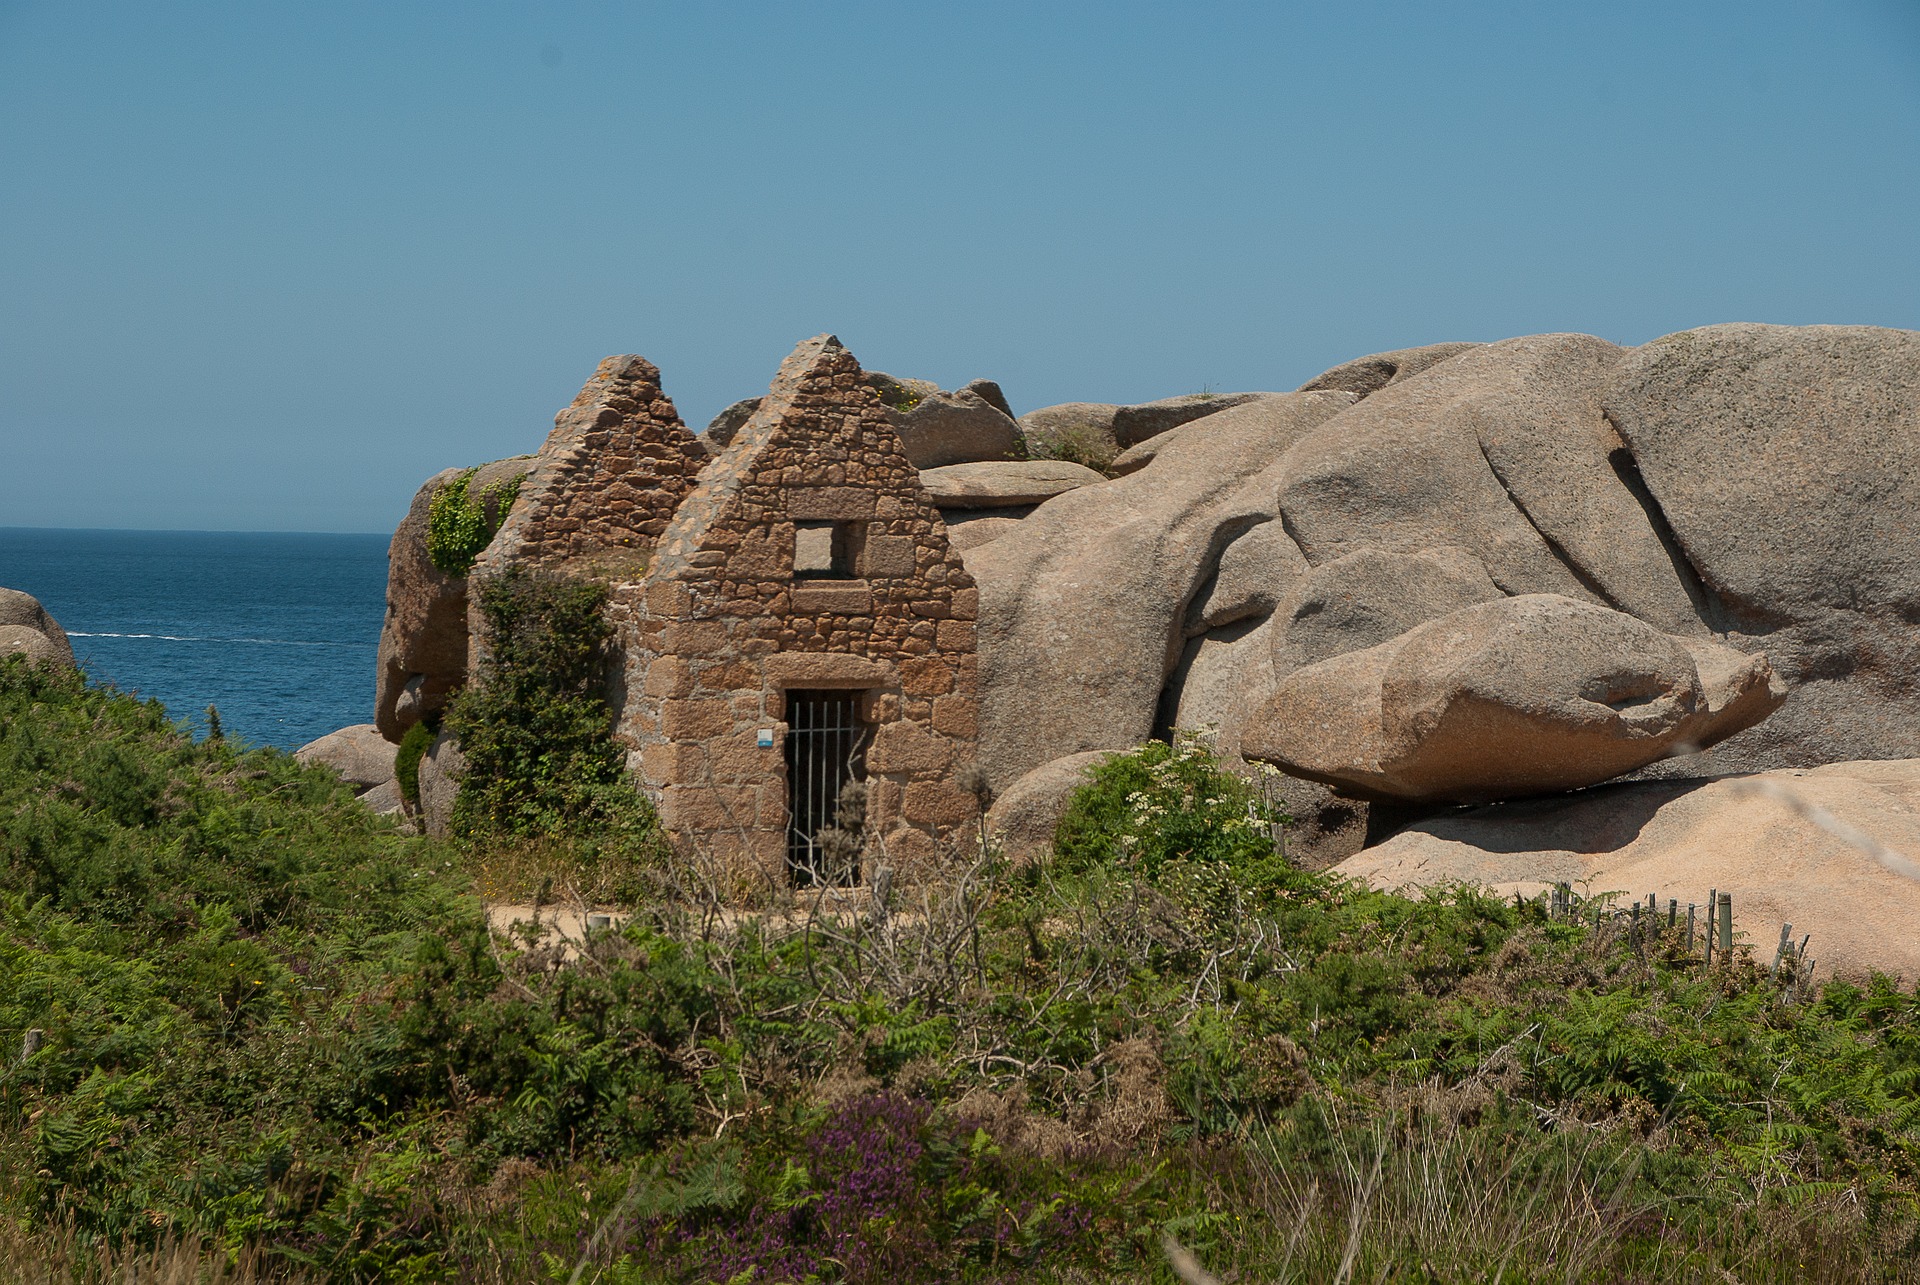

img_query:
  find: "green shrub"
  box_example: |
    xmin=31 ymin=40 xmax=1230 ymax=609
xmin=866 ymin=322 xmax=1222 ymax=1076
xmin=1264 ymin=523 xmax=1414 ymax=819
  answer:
xmin=866 ymin=373 xmax=934 ymax=415
xmin=1051 ymin=733 xmax=1290 ymax=881
xmin=426 ymin=468 xmax=523 ymax=577
xmin=393 ymin=719 xmax=434 ymax=810
xmin=444 ymin=566 xmax=662 ymax=846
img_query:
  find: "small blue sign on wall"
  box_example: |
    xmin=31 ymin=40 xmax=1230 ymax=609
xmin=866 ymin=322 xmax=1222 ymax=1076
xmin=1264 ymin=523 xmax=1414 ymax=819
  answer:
xmin=757 ymin=728 xmax=776 ymax=748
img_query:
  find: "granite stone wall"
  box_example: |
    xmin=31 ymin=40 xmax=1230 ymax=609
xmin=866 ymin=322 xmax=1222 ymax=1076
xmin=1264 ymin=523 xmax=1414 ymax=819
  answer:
xmin=476 ymin=354 xmax=710 ymax=579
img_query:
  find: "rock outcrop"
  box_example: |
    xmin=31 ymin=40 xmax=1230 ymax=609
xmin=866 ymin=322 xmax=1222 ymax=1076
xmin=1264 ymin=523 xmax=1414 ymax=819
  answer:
xmin=375 ymin=355 xmax=709 ymax=742
xmin=1019 ymin=392 xmax=1287 ymax=472
xmin=972 ymin=323 xmax=1920 ymax=833
xmin=295 ymin=723 xmax=399 ymax=791
xmin=371 ymin=321 xmax=1920 ymax=883
xmin=0 ymin=587 xmax=76 ymax=671
xmin=1297 ymin=341 xmax=1481 ymax=397
xmin=1016 ymin=402 xmax=1123 ymax=469
xmin=417 ymin=730 xmax=466 ymax=837
xmin=1242 ymin=594 xmax=1785 ymax=803
xmin=705 ymin=398 xmax=761 ymax=448
xmin=892 ymin=387 xmax=1023 ymax=468
xmin=373 ymin=456 xmax=530 ymax=740
xmin=943 ymin=513 xmax=1029 ymax=553
xmin=1601 ymin=324 xmax=1920 ymax=770
xmin=969 ymin=391 xmax=1359 ymax=791
xmin=1337 ymin=759 xmax=1920 ymax=983
xmin=1111 ymin=392 xmax=1283 ymax=449
xmin=959 ymin=378 xmax=1014 ymax=419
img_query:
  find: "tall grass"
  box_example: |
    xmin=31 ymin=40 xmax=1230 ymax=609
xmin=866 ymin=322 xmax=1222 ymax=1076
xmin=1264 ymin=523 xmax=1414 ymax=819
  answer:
xmin=0 ymin=1223 xmax=311 ymax=1285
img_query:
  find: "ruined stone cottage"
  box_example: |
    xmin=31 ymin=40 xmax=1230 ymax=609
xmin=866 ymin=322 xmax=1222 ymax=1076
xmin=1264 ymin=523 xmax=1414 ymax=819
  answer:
xmin=401 ymin=335 xmax=980 ymax=886
xmin=615 ymin=337 xmax=979 ymax=884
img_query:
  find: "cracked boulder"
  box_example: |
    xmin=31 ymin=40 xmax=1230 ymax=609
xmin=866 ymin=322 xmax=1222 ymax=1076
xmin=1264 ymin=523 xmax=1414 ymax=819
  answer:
xmin=1600 ymin=323 xmax=1920 ymax=770
xmin=1241 ymin=595 xmax=1785 ymax=804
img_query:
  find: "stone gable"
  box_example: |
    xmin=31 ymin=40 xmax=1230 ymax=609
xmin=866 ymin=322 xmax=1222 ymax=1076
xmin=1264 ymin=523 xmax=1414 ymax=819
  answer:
xmin=478 ymin=354 xmax=709 ymax=579
xmin=617 ymin=334 xmax=980 ymax=886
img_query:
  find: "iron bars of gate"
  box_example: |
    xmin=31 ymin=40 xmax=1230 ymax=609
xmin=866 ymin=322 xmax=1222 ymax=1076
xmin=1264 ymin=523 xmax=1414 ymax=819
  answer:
xmin=784 ymin=690 xmax=871 ymax=887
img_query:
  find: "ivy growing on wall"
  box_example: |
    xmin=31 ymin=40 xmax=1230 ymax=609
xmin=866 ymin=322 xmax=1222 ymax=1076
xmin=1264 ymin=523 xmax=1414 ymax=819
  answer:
xmin=427 ymin=468 xmax=525 ymax=577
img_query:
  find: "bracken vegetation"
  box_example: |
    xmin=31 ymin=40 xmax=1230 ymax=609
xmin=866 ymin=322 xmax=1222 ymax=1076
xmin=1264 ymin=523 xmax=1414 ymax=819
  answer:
xmin=2 ymin=657 xmax=1919 ymax=1282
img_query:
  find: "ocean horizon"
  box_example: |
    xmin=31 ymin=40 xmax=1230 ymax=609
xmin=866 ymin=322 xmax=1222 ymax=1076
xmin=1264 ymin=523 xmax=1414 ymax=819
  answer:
xmin=0 ymin=526 xmax=391 ymax=750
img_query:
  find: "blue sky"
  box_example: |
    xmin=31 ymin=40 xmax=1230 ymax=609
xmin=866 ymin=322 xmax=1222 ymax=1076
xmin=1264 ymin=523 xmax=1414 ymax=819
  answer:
xmin=3 ymin=1 xmax=1917 ymax=533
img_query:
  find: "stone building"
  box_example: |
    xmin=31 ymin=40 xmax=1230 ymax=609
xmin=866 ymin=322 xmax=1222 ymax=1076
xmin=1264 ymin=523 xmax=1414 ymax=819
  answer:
xmin=378 ymin=335 xmax=982 ymax=880
xmin=613 ymin=335 xmax=981 ymax=888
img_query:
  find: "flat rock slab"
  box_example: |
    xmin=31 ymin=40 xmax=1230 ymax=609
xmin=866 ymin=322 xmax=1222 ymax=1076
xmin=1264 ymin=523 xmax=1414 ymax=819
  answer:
xmin=945 ymin=512 xmax=1030 ymax=553
xmin=1337 ymin=759 xmax=1920 ymax=983
xmin=921 ymin=460 xmax=1107 ymax=509
xmin=488 ymin=903 xmax=631 ymax=961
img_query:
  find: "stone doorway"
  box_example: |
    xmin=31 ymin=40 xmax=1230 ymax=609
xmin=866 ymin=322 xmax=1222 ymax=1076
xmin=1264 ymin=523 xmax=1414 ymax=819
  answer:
xmin=785 ymin=690 xmax=870 ymax=886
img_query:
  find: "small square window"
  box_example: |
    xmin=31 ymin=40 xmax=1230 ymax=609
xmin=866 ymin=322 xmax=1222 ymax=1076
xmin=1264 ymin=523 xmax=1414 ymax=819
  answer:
xmin=794 ymin=520 xmax=863 ymax=579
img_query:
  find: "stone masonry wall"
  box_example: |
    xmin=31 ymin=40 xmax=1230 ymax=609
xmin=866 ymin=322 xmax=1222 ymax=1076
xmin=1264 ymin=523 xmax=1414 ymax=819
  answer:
xmin=477 ymin=354 xmax=710 ymax=580
xmin=617 ymin=334 xmax=980 ymax=887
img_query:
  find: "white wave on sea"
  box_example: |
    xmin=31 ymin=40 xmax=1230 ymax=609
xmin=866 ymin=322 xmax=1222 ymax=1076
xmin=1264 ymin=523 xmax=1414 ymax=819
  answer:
xmin=66 ymin=632 xmax=369 ymax=649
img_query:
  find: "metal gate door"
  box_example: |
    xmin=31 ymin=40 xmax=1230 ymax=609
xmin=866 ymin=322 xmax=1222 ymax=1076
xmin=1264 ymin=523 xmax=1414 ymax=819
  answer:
xmin=784 ymin=690 xmax=869 ymax=886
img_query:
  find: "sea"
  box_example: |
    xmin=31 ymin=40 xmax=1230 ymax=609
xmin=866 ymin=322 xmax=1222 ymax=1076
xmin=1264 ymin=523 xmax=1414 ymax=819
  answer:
xmin=0 ymin=528 xmax=389 ymax=751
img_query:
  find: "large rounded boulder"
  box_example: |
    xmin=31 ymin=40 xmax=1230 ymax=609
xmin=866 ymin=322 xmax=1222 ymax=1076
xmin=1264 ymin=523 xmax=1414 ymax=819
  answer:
xmin=0 ymin=588 xmax=75 ymax=671
xmin=968 ymin=391 xmax=1359 ymax=791
xmin=1241 ymin=594 xmax=1785 ymax=804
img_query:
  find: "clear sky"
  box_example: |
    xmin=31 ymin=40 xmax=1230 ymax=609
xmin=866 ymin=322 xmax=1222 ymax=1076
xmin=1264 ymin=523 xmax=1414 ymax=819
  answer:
xmin=3 ymin=1 xmax=1918 ymax=533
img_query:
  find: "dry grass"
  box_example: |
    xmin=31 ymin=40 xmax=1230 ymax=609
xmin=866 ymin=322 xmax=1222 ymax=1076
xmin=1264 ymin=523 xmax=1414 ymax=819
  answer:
xmin=0 ymin=1224 xmax=312 ymax=1285
xmin=1163 ymin=1097 xmax=1917 ymax=1284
